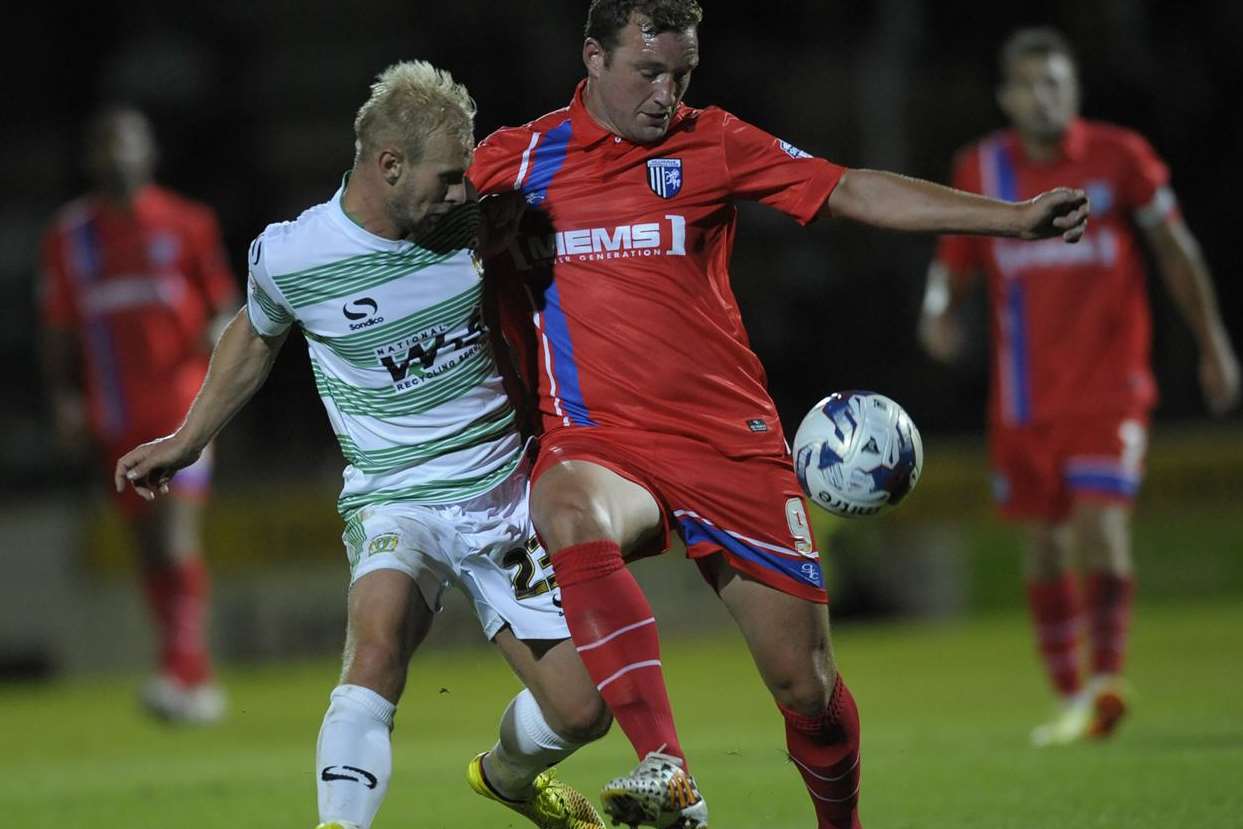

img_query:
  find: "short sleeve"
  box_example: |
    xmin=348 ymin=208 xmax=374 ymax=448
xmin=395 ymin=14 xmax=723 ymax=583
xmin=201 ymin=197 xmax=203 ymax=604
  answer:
xmin=720 ymin=111 xmax=847 ymax=225
xmin=188 ymin=207 xmax=240 ymax=310
xmin=934 ymin=147 xmax=986 ymax=278
xmin=1117 ymin=131 xmax=1174 ymax=226
xmin=38 ymin=226 xmax=78 ymax=329
xmin=245 ymin=235 xmax=295 ymax=336
xmin=469 ymin=127 xmax=537 ymax=196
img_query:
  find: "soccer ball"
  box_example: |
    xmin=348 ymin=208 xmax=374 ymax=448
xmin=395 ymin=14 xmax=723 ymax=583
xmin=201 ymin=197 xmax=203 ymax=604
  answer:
xmin=793 ymin=391 xmax=924 ymax=518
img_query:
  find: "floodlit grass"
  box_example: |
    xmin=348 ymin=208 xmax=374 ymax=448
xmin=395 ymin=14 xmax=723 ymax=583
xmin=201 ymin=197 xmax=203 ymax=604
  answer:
xmin=4 ymin=599 xmax=1241 ymax=828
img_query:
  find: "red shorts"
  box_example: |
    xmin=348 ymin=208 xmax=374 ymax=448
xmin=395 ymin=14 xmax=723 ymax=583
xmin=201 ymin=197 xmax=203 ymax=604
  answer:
xmin=989 ymin=413 xmax=1148 ymax=523
xmin=105 ymin=440 xmax=214 ymax=520
xmin=532 ymin=426 xmax=827 ymax=604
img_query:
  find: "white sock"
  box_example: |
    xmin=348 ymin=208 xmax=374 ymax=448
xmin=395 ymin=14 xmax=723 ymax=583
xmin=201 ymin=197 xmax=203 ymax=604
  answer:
xmin=482 ymin=688 xmax=585 ymax=801
xmin=316 ymin=684 xmax=397 ymax=829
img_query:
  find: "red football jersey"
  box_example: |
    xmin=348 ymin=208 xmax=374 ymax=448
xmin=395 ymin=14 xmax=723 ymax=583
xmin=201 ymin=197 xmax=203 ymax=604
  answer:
xmin=935 ymin=119 xmax=1174 ymax=425
xmin=471 ymin=80 xmax=846 ymax=454
xmin=39 ymin=185 xmax=237 ymax=443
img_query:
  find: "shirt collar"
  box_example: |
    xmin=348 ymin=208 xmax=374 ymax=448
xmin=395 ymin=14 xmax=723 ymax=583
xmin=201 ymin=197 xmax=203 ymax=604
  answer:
xmin=568 ymin=78 xmax=692 ymax=148
xmin=1010 ymin=118 xmax=1088 ymax=165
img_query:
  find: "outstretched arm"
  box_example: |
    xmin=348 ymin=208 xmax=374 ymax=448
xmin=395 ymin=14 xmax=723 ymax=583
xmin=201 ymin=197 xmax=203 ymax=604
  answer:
xmin=825 ymin=169 xmax=1089 ymax=242
xmin=115 ymin=307 xmax=288 ymax=499
xmin=1143 ymin=213 xmax=1240 ymax=414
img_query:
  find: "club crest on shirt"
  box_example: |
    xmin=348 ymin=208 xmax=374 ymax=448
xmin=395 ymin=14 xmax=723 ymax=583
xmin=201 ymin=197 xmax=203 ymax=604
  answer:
xmin=646 ymin=158 xmax=682 ymax=198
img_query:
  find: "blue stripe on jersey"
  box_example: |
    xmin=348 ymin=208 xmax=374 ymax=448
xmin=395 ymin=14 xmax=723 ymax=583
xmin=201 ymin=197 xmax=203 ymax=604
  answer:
xmin=542 ymin=281 xmax=596 ymax=426
xmin=71 ymin=218 xmax=128 ymax=439
xmin=522 ymin=119 xmax=597 ymax=426
xmin=677 ymin=516 xmax=824 ymax=590
xmin=522 ymin=119 xmax=573 ymax=204
xmin=992 ymin=143 xmax=1032 ymax=425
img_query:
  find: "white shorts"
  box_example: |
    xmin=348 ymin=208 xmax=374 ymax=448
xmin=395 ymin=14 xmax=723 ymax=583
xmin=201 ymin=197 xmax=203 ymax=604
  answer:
xmin=341 ymin=467 xmax=567 ymax=642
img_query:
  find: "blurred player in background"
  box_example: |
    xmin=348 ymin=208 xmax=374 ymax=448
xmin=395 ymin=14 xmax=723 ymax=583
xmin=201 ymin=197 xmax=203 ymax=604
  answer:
xmin=920 ymin=28 xmax=1240 ymax=747
xmin=116 ymin=61 xmax=609 ymax=829
xmin=38 ymin=107 xmax=238 ymax=723
xmin=470 ymin=2 xmax=1090 ymax=826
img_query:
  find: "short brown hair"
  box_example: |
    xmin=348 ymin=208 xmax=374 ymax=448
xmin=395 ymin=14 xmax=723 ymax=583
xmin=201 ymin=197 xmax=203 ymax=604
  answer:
xmin=584 ymin=0 xmax=703 ymax=53
xmin=999 ymin=27 xmax=1076 ymax=81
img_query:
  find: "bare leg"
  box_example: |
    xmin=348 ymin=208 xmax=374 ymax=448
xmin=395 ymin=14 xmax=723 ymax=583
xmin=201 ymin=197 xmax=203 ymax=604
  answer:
xmin=1070 ymin=501 xmax=1135 ymax=679
xmin=708 ymin=559 xmax=860 ymax=829
xmin=477 ymin=631 xmax=612 ymax=800
xmin=317 ymin=569 xmax=433 ymax=828
xmin=132 ymin=494 xmax=214 ymax=689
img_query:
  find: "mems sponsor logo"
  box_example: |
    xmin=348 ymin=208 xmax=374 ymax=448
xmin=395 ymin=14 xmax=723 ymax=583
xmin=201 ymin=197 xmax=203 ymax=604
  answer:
xmin=508 ymin=214 xmax=688 ymax=269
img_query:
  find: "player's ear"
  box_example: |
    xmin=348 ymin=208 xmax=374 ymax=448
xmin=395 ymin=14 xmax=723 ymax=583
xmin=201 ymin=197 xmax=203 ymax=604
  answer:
xmin=583 ymin=38 xmax=607 ymax=78
xmin=378 ymin=148 xmax=402 ymax=186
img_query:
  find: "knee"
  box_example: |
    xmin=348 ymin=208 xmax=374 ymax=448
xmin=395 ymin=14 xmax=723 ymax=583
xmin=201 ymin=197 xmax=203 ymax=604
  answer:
xmin=1025 ymin=527 xmax=1071 ymax=581
xmin=768 ymin=661 xmax=834 ymax=717
xmin=532 ymin=486 xmax=617 ymax=550
xmin=342 ymin=636 xmax=407 ymax=699
xmin=549 ymin=693 xmax=613 ymax=743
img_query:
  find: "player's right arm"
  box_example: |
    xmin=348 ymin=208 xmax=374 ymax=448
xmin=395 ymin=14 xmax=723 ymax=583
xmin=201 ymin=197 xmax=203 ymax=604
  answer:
xmin=918 ymin=262 xmax=976 ymax=364
xmin=37 ymin=226 xmax=90 ymax=455
xmin=116 ymin=234 xmax=294 ymax=499
xmin=917 ymin=149 xmax=986 ymax=365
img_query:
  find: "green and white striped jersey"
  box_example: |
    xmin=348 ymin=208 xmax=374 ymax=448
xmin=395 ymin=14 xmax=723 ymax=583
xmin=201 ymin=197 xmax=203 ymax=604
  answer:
xmin=246 ymin=184 xmax=520 ymax=519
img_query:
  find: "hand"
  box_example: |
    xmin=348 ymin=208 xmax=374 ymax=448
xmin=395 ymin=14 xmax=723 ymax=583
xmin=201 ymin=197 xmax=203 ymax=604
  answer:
xmin=53 ymin=393 xmax=91 ymax=457
xmin=1200 ymin=335 xmax=1241 ymax=415
xmin=918 ymin=312 xmax=964 ymax=364
xmin=1018 ymin=187 xmax=1090 ymax=242
xmin=476 ymin=191 xmax=527 ymax=259
xmin=114 ymin=434 xmax=202 ymax=501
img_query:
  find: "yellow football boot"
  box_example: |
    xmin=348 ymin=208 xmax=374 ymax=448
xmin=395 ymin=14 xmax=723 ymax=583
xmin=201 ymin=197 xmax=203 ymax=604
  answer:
xmin=468 ymin=752 xmax=605 ymax=829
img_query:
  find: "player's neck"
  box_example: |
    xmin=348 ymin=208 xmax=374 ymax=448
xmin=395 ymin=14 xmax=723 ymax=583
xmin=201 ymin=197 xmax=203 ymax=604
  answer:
xmin=95 ymin=183 xmax=146 ymax=211
xmin=1018 ymin=132 xmax=1064 ymax=164
xmin=341 ymin=170 xmax=401 ymax=240
xmin=582 ymin=79 xmax=624 ymax=139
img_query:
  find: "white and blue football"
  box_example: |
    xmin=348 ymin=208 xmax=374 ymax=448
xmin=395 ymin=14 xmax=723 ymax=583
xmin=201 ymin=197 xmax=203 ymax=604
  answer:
xmin=793 ymin=391 xmax=924 ymax=518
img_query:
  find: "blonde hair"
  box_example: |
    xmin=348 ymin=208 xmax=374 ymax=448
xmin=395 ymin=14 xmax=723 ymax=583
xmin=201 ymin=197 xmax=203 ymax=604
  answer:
xmin=353 ymin=60 xmax=477 ymax=163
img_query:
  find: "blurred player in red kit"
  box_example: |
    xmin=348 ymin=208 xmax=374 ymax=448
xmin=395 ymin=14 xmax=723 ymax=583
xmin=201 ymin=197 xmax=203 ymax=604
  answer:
xmin=470 ymin=3 xmax=1090 ymax=825
xmin=39 ymin=107 xmax=239 ymax=723
xmin=920 ymin=28 xmax=1239 ymax=746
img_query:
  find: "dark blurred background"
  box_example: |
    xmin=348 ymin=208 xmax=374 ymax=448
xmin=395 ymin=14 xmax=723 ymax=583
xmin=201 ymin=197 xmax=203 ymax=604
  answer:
xmin=3 ymin=0 xmax=1241 ymax=488
xmin=2 ymin=1 xmax=1241 ymax=676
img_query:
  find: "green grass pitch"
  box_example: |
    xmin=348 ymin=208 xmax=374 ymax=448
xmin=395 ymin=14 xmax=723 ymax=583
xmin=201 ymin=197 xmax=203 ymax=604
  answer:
xmin=4 ymin=598 xmax=1241 ymax=828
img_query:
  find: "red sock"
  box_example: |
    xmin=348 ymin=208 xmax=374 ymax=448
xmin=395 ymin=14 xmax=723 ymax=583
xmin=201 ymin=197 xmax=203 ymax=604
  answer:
xmin=551 ymin=540 xmax=685 ymax=765
xmin=1026 ymin=573 xmax=1082 ymax=696
xmin=1084 ymin=571 xmax=1134 ymax=675
xmin=140 ymin=558 xmax=212 ymax=686
xmin=780 ymin=675 xmax=862 ymax=829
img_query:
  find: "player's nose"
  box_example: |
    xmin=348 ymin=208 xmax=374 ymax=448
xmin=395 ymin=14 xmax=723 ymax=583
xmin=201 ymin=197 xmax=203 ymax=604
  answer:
xmin=651 ymin=77 xmax=676 ymax=109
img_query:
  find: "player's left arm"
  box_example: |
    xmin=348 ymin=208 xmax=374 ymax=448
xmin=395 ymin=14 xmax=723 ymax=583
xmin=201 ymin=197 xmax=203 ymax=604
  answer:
xmin=825 ymin=169 xmax=1089 ymax=242
xmin=1143 ymin=210 xmax=1240 ymax=414
xmin=190 ymin=207 xmax=243 ymax=349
